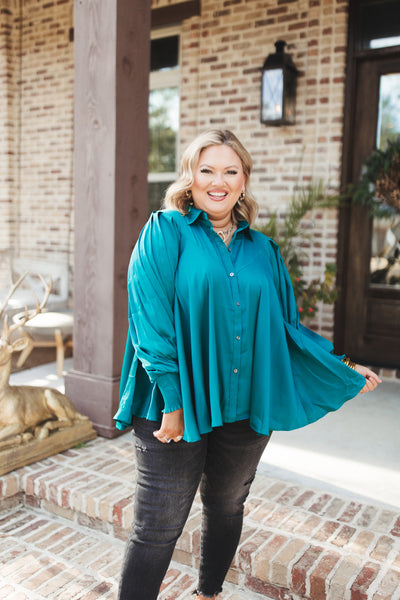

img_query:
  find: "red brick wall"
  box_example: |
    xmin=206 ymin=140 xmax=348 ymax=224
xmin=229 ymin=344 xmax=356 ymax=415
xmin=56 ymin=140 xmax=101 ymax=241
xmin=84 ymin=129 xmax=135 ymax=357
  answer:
xmin=0 ymin=0 xmax=19 ymax=277
xmin=0 ymin=0 xmax=74 ymax=294
xmin=0 ymin=0 xmax=353 ymax=334
xmin=18 ymin=0 xmax=74 ymax=264
xmin=0 ymin=0 xmax=395 ymax=366
xmin=178 ymin=0 xmax=349 ymax=335
xmin=1 ymin=0 xmax=398 ymax=376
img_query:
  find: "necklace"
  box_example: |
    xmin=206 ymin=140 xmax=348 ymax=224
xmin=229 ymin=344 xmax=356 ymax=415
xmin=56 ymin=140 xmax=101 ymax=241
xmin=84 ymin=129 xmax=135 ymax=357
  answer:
xmin=215 ymin=222 xmax=235 ymax=243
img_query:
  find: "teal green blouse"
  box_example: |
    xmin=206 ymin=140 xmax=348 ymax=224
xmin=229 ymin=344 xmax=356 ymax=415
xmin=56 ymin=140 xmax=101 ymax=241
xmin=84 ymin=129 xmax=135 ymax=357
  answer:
xmin=114 ymin=207 xmax=365 ymax=442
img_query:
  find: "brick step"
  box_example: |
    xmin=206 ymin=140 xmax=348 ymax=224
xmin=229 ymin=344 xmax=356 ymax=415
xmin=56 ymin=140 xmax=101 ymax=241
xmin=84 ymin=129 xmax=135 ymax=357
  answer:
xmin=0 ymin=505 xmax=272 ymax=600
xmin=1 ymin=434 xmax=400 ymax=600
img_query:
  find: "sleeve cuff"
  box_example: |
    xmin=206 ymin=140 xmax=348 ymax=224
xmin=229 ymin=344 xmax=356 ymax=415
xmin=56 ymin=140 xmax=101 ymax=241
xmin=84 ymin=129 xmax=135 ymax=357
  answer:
xmin=156 ymin=372 xmax=183 ymax=413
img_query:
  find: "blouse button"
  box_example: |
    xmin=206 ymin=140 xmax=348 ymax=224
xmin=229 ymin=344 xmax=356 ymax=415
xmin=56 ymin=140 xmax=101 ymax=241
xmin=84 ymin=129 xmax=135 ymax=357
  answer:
xmin=236 ymin=301 xmax=240 ymax=306
xmin=236 ymin=335 xmax=240 ymax=340
xmin=233 ymin=368 xmax=238 ymax=374
xmin=229 ymin=272 xmax=234 ymax=277
xmin=228 ymin=248 xmax=232 ymax=252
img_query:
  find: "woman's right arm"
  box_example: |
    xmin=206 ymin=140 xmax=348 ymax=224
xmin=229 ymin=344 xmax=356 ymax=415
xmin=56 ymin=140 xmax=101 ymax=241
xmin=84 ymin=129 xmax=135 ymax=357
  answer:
xmin=127 ymin=211 xmax=183 ymax=414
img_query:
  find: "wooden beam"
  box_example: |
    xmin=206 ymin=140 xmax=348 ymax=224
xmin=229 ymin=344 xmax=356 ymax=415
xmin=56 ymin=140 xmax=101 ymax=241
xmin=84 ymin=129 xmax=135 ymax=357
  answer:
xmin=151 ymin=0 xmax=200 ymax=28
xmin=65 ymin=0 xmax=150 ymax=437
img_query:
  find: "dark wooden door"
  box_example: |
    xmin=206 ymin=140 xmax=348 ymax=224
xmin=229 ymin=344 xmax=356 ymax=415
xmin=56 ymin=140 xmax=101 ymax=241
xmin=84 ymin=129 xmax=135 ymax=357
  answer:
xmin=340 ymin=55 xmax=400 ymax=368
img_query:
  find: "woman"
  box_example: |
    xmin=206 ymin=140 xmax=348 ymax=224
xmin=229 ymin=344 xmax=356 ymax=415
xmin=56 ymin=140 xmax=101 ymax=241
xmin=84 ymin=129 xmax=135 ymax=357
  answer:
xmin=114 ymin=129 xmax=381 ymax=600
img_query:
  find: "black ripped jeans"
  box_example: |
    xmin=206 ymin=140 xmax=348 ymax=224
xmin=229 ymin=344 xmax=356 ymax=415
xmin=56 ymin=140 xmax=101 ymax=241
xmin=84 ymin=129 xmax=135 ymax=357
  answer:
xmin=118 ymin=417 xmax=271 ymax=600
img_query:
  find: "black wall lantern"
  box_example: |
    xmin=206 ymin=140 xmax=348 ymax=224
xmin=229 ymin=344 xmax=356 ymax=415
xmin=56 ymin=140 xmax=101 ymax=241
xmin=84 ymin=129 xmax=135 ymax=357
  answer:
xmin=261 ymin=40 xmax=298 ymax=126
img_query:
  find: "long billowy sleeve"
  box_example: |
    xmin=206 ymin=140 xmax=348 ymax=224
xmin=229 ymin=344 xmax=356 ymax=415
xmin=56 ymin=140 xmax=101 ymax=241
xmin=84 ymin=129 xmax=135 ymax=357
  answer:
xmin=127 ymin=211 xmax=182 ymax=413
xmin=267 ymin=239 xmax=366 ymax=411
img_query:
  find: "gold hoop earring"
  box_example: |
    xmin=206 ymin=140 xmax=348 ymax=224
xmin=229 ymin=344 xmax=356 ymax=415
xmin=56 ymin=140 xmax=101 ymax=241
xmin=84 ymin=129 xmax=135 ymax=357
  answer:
xmin=186 ymin=190 xmax=194 ymax=205
xmin=239 ymin=191 xmax=245 ymax=202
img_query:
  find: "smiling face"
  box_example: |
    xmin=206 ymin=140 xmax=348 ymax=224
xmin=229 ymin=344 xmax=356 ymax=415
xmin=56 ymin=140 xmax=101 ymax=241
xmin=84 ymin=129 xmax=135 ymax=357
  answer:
xmin=190 ymin=145 xmax=246 ymax=223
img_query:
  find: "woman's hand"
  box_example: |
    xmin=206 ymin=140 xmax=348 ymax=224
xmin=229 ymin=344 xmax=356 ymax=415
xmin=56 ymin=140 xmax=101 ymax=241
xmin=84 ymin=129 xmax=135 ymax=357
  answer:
xmin=355 ymin=365 xmax=382 ymax=393
xmin=153 ymin=408 xmax=185 ymax=443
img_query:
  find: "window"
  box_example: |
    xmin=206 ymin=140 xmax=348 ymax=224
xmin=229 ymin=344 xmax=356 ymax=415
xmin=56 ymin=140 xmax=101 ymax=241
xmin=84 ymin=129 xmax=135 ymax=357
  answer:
xmin=148 ymin=28 xmax=180 ymax=213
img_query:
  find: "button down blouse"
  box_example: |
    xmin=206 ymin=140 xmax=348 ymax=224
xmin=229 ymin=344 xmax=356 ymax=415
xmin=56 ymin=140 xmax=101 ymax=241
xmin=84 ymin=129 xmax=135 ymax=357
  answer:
xmin=114 ymin=207 xmax=365 ymax=442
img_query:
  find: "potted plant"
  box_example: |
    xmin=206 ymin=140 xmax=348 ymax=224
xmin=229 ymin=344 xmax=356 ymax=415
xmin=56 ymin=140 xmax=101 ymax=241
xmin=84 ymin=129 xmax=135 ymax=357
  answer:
xmin=257 ymin=180 xmax=339 ymax=321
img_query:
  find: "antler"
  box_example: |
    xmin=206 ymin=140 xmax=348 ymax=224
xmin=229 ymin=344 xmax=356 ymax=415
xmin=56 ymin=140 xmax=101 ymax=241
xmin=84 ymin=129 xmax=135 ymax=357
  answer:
xmin=2 ymin=274 xmax=52 ymax=342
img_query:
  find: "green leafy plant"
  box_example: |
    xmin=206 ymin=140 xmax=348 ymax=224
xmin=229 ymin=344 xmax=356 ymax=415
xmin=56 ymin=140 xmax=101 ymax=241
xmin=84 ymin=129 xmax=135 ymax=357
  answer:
xmin=257 ymin=180 xmax=339 ymax=321
xmin=74 ymin=442 xmax=88 ymax=449
xmin=350 ymin=137 xmax=400 ymax=217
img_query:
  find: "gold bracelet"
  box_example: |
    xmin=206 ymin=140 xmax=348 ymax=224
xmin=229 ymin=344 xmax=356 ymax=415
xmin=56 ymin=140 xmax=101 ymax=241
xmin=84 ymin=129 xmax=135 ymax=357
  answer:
xmin=342 ymin=356 xmax=356 ymax=370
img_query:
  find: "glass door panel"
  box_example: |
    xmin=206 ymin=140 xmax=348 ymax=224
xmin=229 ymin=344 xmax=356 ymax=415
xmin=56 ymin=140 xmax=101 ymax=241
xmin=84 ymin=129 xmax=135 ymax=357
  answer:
xmin=369 ymin=72 xmax=400 ymax=288
xmin=376 ymin=73 xmax=400 ymax=149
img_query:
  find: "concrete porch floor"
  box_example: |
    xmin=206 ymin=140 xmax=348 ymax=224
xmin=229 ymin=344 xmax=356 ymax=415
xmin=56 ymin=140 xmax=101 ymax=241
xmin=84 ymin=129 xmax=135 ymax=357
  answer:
xmin=0 ymin=360 xmax=399 ymax=599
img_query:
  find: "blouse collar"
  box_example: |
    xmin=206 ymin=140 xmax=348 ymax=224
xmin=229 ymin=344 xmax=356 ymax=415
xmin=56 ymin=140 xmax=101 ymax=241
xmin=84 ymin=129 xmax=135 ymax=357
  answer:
xmin=185 ymin=206 xmax=252 ymax=239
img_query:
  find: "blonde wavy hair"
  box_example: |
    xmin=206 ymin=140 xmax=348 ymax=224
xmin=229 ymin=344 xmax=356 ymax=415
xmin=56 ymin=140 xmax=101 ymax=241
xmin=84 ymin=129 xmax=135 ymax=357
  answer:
xmin=163 ymin=129 xmax=259 ymax=225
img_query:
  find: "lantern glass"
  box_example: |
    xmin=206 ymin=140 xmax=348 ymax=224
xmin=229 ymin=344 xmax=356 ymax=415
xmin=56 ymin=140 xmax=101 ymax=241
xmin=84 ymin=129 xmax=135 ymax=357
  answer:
xmin=261 ymin=68 xmax=283 ymax=122
xmin=260 ymin=40 xmax=298 ymax=126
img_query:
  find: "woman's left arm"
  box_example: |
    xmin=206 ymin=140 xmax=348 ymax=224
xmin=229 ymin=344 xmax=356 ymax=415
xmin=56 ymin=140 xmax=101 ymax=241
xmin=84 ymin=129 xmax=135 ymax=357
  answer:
xmin=268 ymin=238 xmax=382 ymax=393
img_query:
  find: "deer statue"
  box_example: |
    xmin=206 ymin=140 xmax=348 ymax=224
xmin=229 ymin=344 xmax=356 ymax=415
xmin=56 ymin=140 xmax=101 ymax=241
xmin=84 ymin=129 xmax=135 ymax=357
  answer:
xmin=0 ymin=273 xmax=89 ymax=450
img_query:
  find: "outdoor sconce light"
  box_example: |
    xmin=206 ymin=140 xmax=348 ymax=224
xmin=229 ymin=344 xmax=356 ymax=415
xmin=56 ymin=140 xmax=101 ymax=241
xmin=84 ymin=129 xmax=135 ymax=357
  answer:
xmin=260 ymin=40 xmax=298 ymax=126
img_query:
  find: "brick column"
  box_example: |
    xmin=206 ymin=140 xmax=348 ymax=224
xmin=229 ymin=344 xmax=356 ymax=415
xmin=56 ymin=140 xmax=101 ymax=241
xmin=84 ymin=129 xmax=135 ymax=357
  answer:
xmin=65 ymin=0 xmax=150 ymax=437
